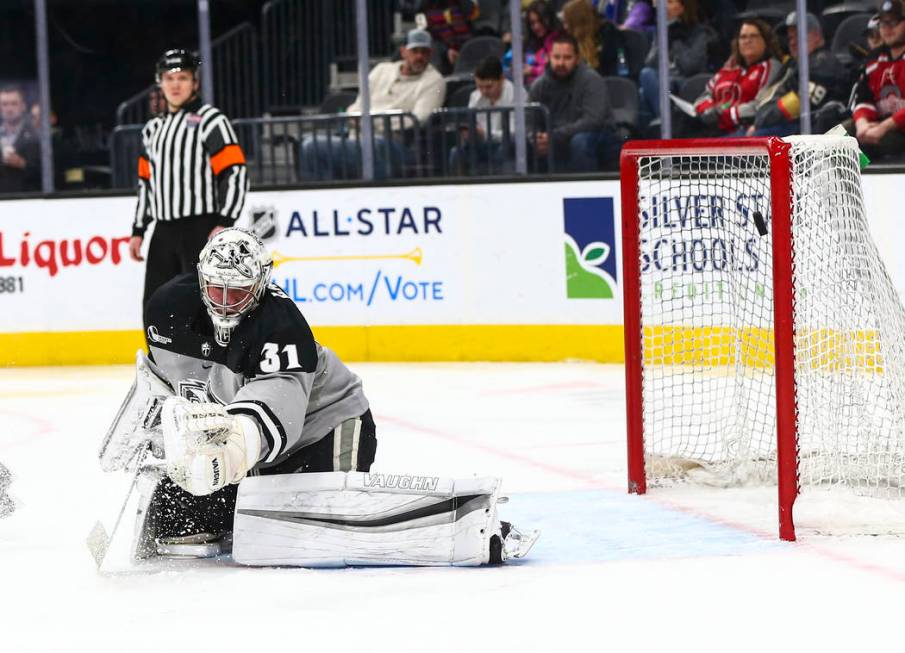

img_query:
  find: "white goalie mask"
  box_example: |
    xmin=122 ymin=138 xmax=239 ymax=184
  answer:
xmin=197 ymin=228 xmax=273 ymax=346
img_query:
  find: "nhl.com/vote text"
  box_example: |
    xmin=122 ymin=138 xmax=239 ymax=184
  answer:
xmin=275 ymin=269 xmax=444 ymax=305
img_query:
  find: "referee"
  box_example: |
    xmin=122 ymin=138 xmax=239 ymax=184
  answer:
xmin=128 ymin=49 xmax=248 ymax=320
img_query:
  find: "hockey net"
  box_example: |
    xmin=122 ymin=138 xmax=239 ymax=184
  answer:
xmin=621 ymin=136 xmax=905 ymax=540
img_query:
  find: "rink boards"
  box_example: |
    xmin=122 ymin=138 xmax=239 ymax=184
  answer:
xmin=0 ymin=173 xmax=902 ymax=365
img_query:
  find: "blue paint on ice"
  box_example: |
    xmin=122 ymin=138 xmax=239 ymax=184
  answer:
xmin=499 ymin=490 xmax=782 ymax=565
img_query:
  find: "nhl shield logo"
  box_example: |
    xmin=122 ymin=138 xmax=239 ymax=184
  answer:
xmin=201 ymin=342 xmax=212 ymax=357
xmin=250 ymin=206 xmax=277 ymax=240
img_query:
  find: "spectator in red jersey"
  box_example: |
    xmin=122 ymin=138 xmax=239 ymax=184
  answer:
xmin=845 ymin=0 xmax=905 ymax=159
xmin=420 ymin=0 xmax=481 ymax=74
xmin=522 ymin=1 xmax=562 ymax=85
xmin=693 ymin=18 xmax=783 ymax=134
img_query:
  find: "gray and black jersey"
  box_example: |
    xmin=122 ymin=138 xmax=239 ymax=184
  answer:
xmin=144 ymin=273 xmax=369 ymax=469
xmin=133 ymin=96 xmax=248 ymax=237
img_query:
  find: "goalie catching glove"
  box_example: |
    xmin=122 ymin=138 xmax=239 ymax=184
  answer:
xmin=162 ymin=397 xmax=262 ymax=496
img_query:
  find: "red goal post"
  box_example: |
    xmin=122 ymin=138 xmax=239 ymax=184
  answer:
xmin=620 ymin=136 xmax=905 ymax=541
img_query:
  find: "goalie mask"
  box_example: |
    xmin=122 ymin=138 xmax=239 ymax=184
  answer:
xmin=198 ymin=228 xmax=273 ymax=346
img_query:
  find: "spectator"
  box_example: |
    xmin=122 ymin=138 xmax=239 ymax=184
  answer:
xmin=866 ymin=14 xmax=884 ymax=51
xmin=419 ymin=0 xmax=481 ymax=74
xmin=638 ymin=0 xmax=714 ymax=123
xmin=561 ymin=0 xmax=630 ymax=78
xmin=300 ymin=29 xmax=446 ymax=180
xmin=692 ymin=18 xmax=783 ymax=135
xmin=848 ymin=15 xmax=883 ymax=68
xmin=449 ymin=56 xmax=515 ymax=174
xmin=749 ymin=12 xmax=851 ymax=137
xmin=621 ymin=0 xmax=655 ymax=32
xmin=845 ymin=0 xmax=905 ymax=159
xmin=0 ymin=86 xmax=40 ymax=194
xmin=521 ymin=1 xmax=562 ymax=85
xmin=528 ymin=33 xmax=617 ymax=171
xmin=472 ymin=0 xmax=513 ymax=40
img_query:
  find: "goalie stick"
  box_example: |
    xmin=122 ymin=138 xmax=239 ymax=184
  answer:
xmin=87 ymin=443 xmax=151 ymax=569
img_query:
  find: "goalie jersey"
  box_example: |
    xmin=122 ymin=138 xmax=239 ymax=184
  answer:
xmin=144 ymin=272 xmax=369 ymax=469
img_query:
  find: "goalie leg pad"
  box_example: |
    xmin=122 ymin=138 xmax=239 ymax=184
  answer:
xmin=232 ymin=472 xmax=507 ymax=567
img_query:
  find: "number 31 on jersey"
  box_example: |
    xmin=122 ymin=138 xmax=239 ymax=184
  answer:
xmin=260 ymin=343 xmax=303 ymax=373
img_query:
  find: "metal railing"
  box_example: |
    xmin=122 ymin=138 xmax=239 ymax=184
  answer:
xmin=110 ymin=112 xmax=423 ymax=189
xmin=115 ymin=21 xmax=260 ymax=125
xmin=427 ymin=104 xmax=553 ymax=176
xmin=212 ymin=22 xmax=260 ymax=119
xmin=235 ymin=111 xmax=422 ymax=184
xmin=261 ymin=0 xmax=395 ymax=113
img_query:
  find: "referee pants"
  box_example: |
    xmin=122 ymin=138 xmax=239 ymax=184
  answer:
xmin=142 ymin=215 xmax=223 ymax=324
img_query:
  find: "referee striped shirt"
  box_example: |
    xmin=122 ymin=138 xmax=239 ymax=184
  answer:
xmin=133 ymin=96 xmax=248 ymax=236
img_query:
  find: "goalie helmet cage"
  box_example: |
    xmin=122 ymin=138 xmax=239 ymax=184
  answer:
xmin=620 ymin=136 xmax=905 ymax=541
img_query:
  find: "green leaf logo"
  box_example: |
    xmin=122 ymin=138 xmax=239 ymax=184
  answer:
xmin=565 ymin=236 xmax=614 ymax=299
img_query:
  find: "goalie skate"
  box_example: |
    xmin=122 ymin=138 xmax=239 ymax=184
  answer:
xmin=154 ymin=532 xmax=228 ymax=558
xmin=500 ymin=521 xmax=540 ymax=562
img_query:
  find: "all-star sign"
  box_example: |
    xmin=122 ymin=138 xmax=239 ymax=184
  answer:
xmin=239 ymin=183 xmax=625 ymax=328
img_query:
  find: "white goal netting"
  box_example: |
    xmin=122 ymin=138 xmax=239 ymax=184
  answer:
xmin=633 ymin=136 xmax=905 ymax=498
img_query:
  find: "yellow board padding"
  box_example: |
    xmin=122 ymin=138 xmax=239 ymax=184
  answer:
xmin=0 ymin=325 xmax=627 ymax=367
xmin=643 ymin=326 xmax=884 ymax=372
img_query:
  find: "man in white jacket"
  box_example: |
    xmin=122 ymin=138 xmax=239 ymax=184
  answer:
xmin=449 ymin=56 xmax=516 ymax=174
xmin=300 ymin=28 xmax=446 ymax=180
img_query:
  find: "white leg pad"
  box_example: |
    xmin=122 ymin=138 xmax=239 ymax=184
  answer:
xmin=232 ymin=472 xmax=503 ymax=567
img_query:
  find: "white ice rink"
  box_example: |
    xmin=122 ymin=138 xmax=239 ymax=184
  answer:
xmin=2 ymin=362 xmax=904 ymax=653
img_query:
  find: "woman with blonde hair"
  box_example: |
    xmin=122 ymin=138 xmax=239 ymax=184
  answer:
xmin=561 ymin=0 xmax=628 ymax=76
xmin=562 ymin=0 xmax=602 ymax=69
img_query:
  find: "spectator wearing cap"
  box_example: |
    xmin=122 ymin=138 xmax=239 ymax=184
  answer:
xmin=849 ymin=15 xmax=884 ymax=67
xmin=866 ymin=15 xmax=884 ymax=51
xmin=637 ymin=0 xmax=715 ymax=124
xmin=748 ymin=11 xmax=850 ymax=136
xmin=845 ymin=0 xmax=905 ymax=159
xmin=300 ymin=29 xmax=446 ymax=180
xmin=693 ymin=18 xmax=783 ymax=135
xmin=528 ymin=32 xmax=618 ymax=171
xmin=449 ymin=56 xmax=516 ymax=174
xmin=0 ymin=85 xmax=40 ymax=194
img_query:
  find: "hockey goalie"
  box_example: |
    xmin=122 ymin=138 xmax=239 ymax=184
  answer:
xmin=95 ymin=228 xmax=537 ymax=567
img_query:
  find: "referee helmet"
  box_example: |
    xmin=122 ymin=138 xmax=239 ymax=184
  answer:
xmin=155 ymin=49 xmax=201 ymax=83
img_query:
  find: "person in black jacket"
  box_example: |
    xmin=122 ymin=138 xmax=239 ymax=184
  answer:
xmin=748 ymin=11 xmax=851 ymax=136
xmin=528 ymin=33 xmax=617 ymax=171
xmin=638 ymin=0 xmax=715 ymax=124
xmin=0 ymin=86 xmax=40 ymax=194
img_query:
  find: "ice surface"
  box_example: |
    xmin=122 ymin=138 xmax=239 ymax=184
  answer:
xmin=1 ymin=362 xmax=904 ymax=652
